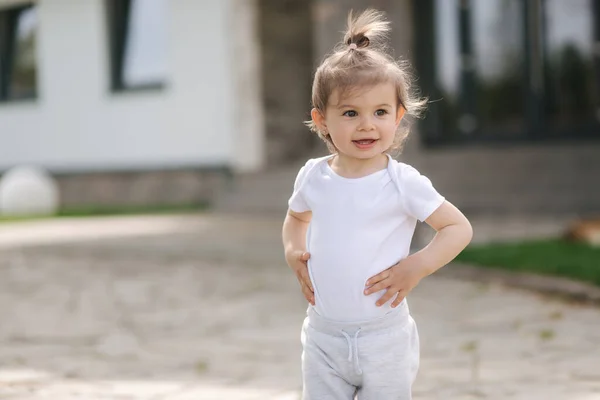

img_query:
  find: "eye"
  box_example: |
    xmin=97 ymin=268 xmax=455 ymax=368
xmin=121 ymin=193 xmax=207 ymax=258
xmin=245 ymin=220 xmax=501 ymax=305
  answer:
xmin=343 ymin=110 xmax=357 ymax=117
xmin=375 ymin=109 xmax=388 ymax=116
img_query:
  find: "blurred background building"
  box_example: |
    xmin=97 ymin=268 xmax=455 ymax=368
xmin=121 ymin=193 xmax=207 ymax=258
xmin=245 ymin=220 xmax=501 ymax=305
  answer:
xmin=0 ymin=0 xmax=598 ymax=217
xmin=0 ymin=0 xmax=263 ymax=209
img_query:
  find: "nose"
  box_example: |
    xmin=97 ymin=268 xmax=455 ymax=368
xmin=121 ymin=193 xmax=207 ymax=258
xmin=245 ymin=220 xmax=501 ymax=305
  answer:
xmin=357 ymin=115 xmax=375 ymax=131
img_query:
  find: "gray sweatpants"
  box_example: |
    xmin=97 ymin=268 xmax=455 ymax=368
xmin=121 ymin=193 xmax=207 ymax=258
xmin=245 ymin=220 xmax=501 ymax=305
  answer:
xmin=301 ymin=301 xmax=420 ymax=400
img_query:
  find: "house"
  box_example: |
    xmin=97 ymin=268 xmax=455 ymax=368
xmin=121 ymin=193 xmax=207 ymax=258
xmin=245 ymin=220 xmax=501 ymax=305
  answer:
xmin=1 ymin=0 xmax=598 ymax=217
xmin=0 ymin=0 xmax=264 ymax=208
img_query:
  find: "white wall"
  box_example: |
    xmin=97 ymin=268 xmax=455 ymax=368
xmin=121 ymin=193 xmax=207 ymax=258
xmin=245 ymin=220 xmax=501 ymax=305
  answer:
xmin=229 ymin=0 xmax=264 ymax=172
xmin=0 ymin=0 xmax=264 ymax=173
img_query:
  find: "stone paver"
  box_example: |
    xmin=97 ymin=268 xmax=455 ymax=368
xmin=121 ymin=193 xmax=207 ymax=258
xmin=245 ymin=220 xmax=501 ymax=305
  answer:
xmin=0 ymin=213 xmax=599 ymax=399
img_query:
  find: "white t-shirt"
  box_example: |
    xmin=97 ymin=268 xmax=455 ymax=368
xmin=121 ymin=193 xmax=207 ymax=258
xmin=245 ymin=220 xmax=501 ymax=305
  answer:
xmin=288 ymin=154 xmax=445 ymax=322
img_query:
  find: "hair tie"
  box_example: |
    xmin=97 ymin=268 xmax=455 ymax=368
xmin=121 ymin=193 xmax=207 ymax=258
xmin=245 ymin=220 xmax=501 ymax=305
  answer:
xmin=349 ymin=43 xmax=357 ymax=50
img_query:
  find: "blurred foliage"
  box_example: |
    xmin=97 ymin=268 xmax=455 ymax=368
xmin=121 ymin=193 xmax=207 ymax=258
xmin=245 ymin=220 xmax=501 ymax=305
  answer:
xmin=545 ymin=43 xmax=594 ymax=122
xmin=436 ymin=43 xmax=596 ymax=136
xmin=0 ymin=203 xmax=208 ymax=223
xmin=456 ymin=239 xmax=600 ymax=286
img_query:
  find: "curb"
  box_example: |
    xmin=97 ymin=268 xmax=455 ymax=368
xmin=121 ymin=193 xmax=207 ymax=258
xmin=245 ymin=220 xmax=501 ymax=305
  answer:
xmin=437 ymin=262 xmax=600 ymax=306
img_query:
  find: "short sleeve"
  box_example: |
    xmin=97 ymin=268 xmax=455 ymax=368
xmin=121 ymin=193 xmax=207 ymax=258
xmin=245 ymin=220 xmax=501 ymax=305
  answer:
xmin=399 ymin=164 xmax=445 ymax=222
xmin=287 ymin=164 xmax=311 ymax=213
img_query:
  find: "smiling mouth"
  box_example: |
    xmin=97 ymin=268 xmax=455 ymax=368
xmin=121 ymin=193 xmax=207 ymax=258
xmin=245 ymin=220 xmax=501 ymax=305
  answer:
xmin=352 ymin=139 xmax=378 ymax=144
xmin=352 ymin=139 xmax=378 ymax=149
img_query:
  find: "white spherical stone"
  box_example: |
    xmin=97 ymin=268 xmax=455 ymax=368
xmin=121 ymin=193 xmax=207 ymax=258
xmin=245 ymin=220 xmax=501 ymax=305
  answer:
xmin=0 ymin=166 xmax=59 ymax=216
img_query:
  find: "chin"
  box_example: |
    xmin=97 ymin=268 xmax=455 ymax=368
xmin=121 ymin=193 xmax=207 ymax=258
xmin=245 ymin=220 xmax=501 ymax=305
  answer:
xmin=348 ymin=151 xmax=383 ymax=160
xmin=358 ymin=146 xmax=387 ymax=156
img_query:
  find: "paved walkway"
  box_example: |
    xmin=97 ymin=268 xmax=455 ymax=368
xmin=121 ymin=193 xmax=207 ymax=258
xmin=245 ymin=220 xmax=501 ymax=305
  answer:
xmin=0 ymin=213 xmax=599 ymax=399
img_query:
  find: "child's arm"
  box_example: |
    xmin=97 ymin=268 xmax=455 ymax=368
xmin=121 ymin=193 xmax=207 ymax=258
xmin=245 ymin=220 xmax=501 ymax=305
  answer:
xmin=282 ymin=210 xmax=315 ymax=305
xmin=365 ymin=200 xmax=473 ymax=307
xmin=411 ymin=200 xmax=473 ymax=276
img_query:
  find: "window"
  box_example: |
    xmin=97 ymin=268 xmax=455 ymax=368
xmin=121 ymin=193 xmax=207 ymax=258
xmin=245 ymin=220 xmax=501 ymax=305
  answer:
xmin=105 ymin=0 xmax=168 ymax=91
xmin=414 ymin=0 xmax=600 ymax=145
xmin=0 ymin=3 xmax=37 ymax=102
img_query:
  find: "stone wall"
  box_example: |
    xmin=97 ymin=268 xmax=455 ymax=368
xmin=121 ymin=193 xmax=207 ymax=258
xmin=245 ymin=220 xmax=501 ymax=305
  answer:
xmin=258 ymin=0 xmax=318 ymax=165
xmin=54 ymin=168 xmax=230 ymax=210
xmin=402 ymin=138 xmax=600 ymax=217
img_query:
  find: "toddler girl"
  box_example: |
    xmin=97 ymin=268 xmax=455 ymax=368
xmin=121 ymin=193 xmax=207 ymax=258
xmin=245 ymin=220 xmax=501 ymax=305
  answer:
xmin=282 ymin=9 xmax=473 ymax=399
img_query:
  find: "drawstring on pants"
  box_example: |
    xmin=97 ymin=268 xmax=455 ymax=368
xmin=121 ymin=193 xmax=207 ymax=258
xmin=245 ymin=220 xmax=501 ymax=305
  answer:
xmin=341 ymin=328 xmax=362 ymax=375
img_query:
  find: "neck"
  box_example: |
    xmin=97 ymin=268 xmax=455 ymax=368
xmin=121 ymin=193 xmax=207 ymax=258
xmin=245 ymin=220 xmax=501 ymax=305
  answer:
xmin=330 ymin=153 xmax=389 ymax=178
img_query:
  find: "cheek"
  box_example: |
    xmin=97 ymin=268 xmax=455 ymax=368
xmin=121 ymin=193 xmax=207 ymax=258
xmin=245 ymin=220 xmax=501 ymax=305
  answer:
xmin=380 ymin=119 xmax=399 ymax=132
xmin=329 ymin=120 xmax=354 ymax=134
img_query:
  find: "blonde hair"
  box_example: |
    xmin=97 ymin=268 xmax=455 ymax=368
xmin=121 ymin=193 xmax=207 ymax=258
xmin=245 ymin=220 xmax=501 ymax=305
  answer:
xmin=306 ymin=9 xmax=427 ymax=154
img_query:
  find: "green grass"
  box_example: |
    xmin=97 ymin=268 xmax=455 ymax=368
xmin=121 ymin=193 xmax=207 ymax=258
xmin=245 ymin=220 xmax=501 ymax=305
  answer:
xmin=0 ymin=203 xmax=208 ymax=223
xmin=455 ymin=239 xmax=600 ymax=286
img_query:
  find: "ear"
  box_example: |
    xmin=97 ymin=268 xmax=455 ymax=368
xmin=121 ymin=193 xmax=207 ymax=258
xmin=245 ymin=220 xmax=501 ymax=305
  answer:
xmin=395 ymin=106 xmax=406 ymax=127
xmin=311 ymin=108 xmax=327 ymax=133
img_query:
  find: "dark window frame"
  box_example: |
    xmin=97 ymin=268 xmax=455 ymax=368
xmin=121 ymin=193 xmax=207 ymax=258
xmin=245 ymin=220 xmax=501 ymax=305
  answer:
xmin=0 ymin=3 xmax=37 ymax=103
xmin=105 ymin=0 xmax=166 ymax=93
xmin=414 ymin=0 xmax=600 ymax=147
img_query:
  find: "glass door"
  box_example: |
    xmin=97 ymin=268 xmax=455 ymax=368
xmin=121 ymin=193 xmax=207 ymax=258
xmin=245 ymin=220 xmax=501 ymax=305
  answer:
xmin=541 ymin=0 xmax=600 ymax=138
xmin=414 ymin=0 xmax=600 ymax=145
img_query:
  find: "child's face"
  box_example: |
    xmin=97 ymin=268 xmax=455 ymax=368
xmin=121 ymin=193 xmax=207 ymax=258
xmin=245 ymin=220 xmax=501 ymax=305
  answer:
xmin=315 ymin=82 xmax=405 ymax=161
